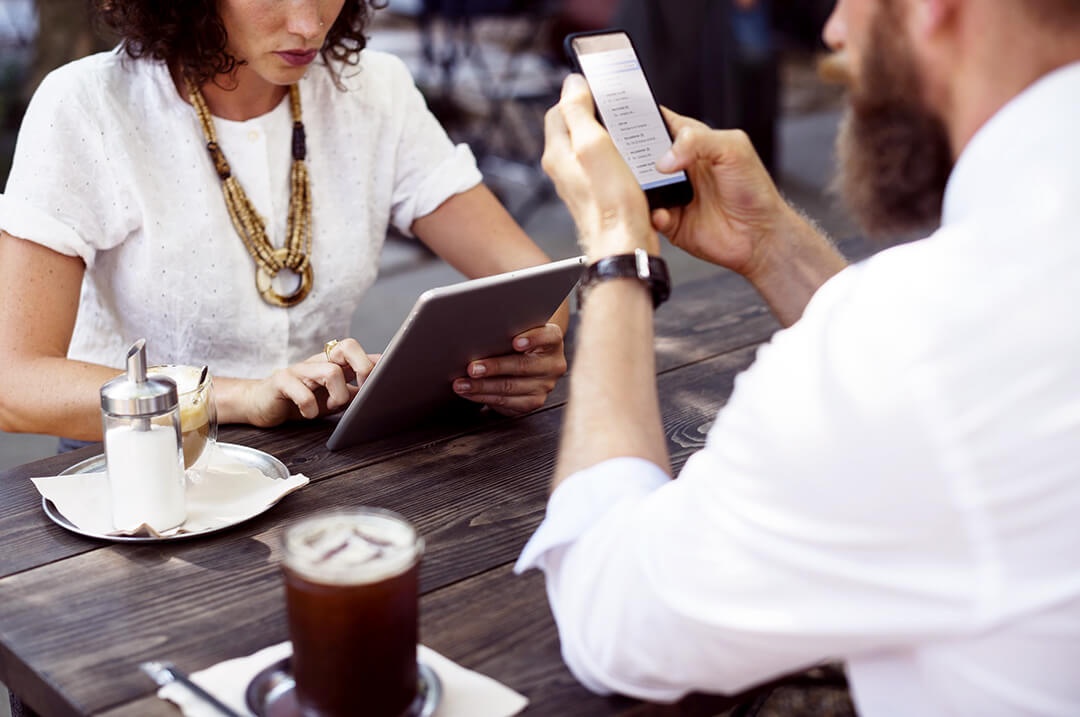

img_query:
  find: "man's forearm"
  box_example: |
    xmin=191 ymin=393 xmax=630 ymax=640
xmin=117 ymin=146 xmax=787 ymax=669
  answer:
xmin=746 ymin=207 xmax=848 ymax=327
xmin=553 ymin=278 xmax=671 ymax=491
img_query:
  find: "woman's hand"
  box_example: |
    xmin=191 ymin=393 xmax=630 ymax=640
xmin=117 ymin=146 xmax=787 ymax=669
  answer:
xmin=541 ymin=75 xmax=660 ymax=261
xmin=232 ymin=338 xmax=378 ymax=428
xmin=453 ymin=323 xmax=567 ymax=416
xmin=650 ymin=108 xmax=791 ymax=279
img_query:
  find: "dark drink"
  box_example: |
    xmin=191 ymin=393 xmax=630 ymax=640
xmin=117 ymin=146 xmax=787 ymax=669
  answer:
xmin=282 ymin=510 xmax=424 ymax=717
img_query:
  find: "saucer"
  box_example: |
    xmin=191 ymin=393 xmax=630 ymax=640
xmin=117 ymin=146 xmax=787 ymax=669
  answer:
xmin=245 ymin=657 xmax=441 ymax=717
xmin=43 ymin=443 xmax=290 ymax=543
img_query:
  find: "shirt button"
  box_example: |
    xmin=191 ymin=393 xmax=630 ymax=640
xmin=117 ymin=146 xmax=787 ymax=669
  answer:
xmin=248 ymin=130 xmax=260 ymax=142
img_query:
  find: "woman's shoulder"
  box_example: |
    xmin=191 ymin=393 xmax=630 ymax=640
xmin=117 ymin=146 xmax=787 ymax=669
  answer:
xmin=38 ymin=49 xmax=149 ymax=90
xmin=31 ymin=49 xmax=162 ymax=114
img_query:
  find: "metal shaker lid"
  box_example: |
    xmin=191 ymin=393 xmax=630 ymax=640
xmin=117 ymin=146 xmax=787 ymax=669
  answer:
xmin=100 ymin=339 xmax=179 ymax=417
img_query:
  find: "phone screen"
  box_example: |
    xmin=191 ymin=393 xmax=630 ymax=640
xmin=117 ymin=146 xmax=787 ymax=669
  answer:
xmin=570 ymin=32 xmax=689 ymax=192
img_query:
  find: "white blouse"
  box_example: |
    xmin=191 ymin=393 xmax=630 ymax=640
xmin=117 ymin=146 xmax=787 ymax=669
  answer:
xmin=0 ymin=49 xmax=482 ymax=379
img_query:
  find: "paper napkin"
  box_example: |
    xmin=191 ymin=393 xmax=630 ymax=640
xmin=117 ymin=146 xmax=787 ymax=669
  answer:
xmin=158 ymin=641 xmax=529 ymax=717
xmin=31 ymin=442 xmax=308 ymax=537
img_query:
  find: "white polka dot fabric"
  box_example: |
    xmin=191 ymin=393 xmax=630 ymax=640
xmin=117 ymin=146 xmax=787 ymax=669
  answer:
xmin=0 ymin=49 xmax=482 ymax=379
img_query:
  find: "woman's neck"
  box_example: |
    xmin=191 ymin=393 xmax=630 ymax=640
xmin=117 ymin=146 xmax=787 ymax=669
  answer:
xmin=171 ymin=64 xmax=289 ymax=122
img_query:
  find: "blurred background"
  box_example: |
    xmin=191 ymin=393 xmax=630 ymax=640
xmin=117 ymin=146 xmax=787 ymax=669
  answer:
xmin=0 ymin=0 xmax=853 ymax=464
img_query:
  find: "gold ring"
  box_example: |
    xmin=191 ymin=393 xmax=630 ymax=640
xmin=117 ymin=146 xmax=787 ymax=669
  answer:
xmin=324 ymin=339 xmax=340 ymax=362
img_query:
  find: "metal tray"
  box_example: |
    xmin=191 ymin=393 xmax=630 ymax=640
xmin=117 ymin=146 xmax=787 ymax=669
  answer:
xmin=43 ymin=443 xmax=289 ymax=543
xmin=245 ymin=657 xmax=441 ymax=717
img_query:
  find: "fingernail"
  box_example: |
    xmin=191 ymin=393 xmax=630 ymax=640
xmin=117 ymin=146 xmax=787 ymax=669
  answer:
xmin=470 ymin=363 xmax=486 ymax=377
xmin=564 ymin=73 xmax=587 ymax=95
xmin=455 ymin=380 xmax=471 ymax=393
xmin=656 ymin=149 xmax=677 ymax=172
xmin=514 ymin=337 xmax=530 ymax=350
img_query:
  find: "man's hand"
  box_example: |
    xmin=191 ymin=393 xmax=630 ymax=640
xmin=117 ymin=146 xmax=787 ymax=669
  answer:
xmin=235 ymin=338 xmax=378 ymax=427
xmin=541 ymin=74 xmax=843 ymax=328
xmin=539 ymin=77 xmax=671 ymax=487
xmin=652 ymin=108 xmax=847 ymax=325
xmin=453 ymin=323 xmax=567 ymax=416
xmin=651 ymin=108 xmax=790 ymax=280
xmin=541 ymin=74 xmax=660 ymax=260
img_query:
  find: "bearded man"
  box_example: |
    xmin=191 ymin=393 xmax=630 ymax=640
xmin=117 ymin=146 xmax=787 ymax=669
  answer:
xmin=515 ymin=0 xmax=1080 ymax=714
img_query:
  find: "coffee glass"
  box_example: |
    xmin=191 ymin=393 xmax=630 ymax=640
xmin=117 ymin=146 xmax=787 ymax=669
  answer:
xmin=148 ymin=365 xmax=216 ymax=468
xmin=281 ymin=509 xmax=424 ymax=717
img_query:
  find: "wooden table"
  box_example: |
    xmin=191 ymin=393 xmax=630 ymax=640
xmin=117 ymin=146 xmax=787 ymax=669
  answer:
xmin=0 ymin=244 xmax=873 ymax=716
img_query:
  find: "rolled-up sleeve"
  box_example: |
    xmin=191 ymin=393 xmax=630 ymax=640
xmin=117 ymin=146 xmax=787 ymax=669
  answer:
xmin=0 ymin=62 xmax=136 ymax=267
xmin=516 ymin=264 xmax=986 ymax=703
xmin=514 ymin=457 xmax=671 ymax=695
xmin=515 ymin=457 xmax=670 ymax=574
xmin=0 ymin=194 xmax=92 ymax=264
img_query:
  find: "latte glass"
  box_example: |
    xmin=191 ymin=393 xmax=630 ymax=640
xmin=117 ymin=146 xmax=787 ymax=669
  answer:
xmin=281 ymin=509 xmax=424 ymax=717
xmin=148 ymin=365 xmax=217 ymax=468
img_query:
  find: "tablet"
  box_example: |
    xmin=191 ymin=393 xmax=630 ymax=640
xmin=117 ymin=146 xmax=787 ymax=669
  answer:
xmin=326 ymin=256 xmax=586 ymax=450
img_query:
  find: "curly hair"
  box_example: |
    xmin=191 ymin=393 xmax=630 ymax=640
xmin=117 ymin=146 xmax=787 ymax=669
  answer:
xmin=93 ymin=0 xmax=387 ymax=86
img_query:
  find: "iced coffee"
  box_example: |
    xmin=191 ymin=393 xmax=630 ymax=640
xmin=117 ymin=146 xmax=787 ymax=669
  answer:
xmin=282 ymin=509 xmax=424 ymax=717
xmin=148 ymin=365 xmax=216 ymax=468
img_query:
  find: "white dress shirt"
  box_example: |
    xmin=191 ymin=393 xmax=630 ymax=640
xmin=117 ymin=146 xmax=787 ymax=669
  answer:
xmin=517 ymin=62 xmax=1080 ymax=716
xmin=0 ymin=49 xmax=481 ymax=378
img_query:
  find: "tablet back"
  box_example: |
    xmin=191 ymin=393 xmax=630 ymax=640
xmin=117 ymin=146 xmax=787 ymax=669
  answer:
xmin=326 ymin=256 xmax=585 ymax=450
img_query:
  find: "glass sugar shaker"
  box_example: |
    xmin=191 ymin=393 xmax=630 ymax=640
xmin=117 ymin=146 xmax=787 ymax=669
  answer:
xmin=100 ymin=339 xmax=187 ymax=532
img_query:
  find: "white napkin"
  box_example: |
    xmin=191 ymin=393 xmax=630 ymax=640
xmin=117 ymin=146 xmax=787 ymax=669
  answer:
xmin=158 ymin=641 xmax=529 ymax=717
xmin=31 ymin=443 xmax=308 ymax=537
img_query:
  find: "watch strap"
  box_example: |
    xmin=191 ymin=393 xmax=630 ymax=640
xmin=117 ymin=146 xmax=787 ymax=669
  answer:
xmin=578 ymin=248 xmax=671 ymax=309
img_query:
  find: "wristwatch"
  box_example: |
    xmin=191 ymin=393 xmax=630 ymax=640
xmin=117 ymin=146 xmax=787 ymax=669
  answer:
xmin=577 ymin=248 xmax=671 ymax=309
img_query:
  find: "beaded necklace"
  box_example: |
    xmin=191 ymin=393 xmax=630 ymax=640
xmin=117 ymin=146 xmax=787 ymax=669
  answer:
xmin=185 ymin=76 xmax=314 ymax=307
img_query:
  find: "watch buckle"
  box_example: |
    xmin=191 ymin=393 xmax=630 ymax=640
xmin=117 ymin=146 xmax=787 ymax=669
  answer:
xmin=634 ymin=247 xmax=650 ymax=280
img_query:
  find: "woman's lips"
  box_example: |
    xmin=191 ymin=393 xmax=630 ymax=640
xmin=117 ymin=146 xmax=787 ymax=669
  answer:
xmin=276 ymin=49 xmax=318 ymax=67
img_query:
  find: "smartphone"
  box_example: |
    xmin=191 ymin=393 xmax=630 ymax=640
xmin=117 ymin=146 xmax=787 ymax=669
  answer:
xmin=564 ymin=29 xmax=694 ymax=209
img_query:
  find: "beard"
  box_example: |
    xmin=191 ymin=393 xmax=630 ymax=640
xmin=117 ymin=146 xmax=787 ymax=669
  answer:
xmin=833 ymin=2 xmax=954 ymax=238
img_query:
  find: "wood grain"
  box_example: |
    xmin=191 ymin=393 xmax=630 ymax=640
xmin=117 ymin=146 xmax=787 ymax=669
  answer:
xmin=99 ymin=563 xmax=775 ymax=717
xmin=0 ymin=241 xmax=887 ymax=716
xmin=420 ymin=565 xmax=788 ymax=717
xmin=0 ymin=270 xmax=778 ymax=581
xmin=0 ymin=345 xmax=755 ymax=716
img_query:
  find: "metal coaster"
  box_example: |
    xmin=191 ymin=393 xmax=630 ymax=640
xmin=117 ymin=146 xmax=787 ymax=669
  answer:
xmin=43 ymin=443 xmax=289 ymax=543
xmin=245 ymin=657 xmax=441 ymax=717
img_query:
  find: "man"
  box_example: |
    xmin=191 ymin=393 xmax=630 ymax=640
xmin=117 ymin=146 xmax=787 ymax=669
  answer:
xmin=514 ymin=0 xmax=1080 ymax=714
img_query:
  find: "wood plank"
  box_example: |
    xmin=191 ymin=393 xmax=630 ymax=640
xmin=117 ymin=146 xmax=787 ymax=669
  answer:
xmin=419 ymin=565 xmax=773 ymax=716
xmin=97 ymin=695 xmax=174 ymax=717
xmin=0 ymin=346 xmax=756 ymax=716
xmin=0 ymin=269 xmax=777 ymax=581
xmin=419 ymin=565 xmax=639 ymax=716
xmin=100 ymin=569 xmax=614 ymax=717
xmin=1 ymin=233 xmax=877 ymax=506
xmin=100 ymin=564 xmax=766 ymax=717
xmin=0 ymin=443 xmax=107 ymax=578
xmin=39 ymin=238 xmax=885 ymax=717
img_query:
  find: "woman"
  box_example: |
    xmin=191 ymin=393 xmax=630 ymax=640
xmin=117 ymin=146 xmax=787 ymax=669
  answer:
xmin=0 ymin=0 xmax=568 ymax=442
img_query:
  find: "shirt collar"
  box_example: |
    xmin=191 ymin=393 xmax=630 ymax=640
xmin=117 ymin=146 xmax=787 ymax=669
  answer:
xmin=942 ymin=60 xmax=1080 ymax=226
